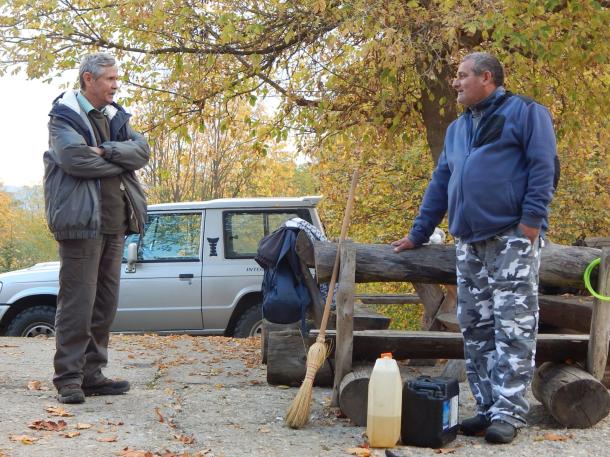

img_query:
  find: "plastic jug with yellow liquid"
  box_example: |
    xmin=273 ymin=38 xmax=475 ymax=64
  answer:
xmin=366 ymin=352 xmax=402 ymax=448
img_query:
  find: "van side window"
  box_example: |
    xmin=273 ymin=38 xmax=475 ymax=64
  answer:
xmin=123 ymin=213 xmax=202 ymax=262
xmin=223 ymin=210 xmax=312 ymax=259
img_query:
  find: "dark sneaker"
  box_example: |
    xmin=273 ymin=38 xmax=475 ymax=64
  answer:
xmin=485 ymin=420 xmax=517 ymax=444
xmin=58 ymin=384 xmax=85 ymax=404
xmin=460 ymin=414 xmax=491 ymax=436
xmin=82 ymin=379 xmax=130 ymax=396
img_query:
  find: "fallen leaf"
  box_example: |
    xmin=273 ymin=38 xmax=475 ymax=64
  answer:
xmin=29 ymin=419 xmax=68 ymax=431
xmin=27 ymin=380 xmax=43 ymax=390
xmin=107 ymin=419 xmax=124 ymax=426
xmin=435 ymin=448 xmax=456 ymax=454
xmin=345 ymin=448 xmax=371 ymax=456
xmin=173 ymin=433 xmax=195 ymax=444
xmin=258 ymin=426 xmax=271 ymax=433
xmin=155 ymin=407 xmax=165 ymax=423
xmin=117 ymin=448 xmax=155 ymax=457
xmin=97 ymin=435 xmax=118 ymax=442
xmin=9 ymin=434 xmax=39 ymax=444
xmin=76 ymin=423 xmax=93 ymax=429
xmin=542 ymin=433 xmax=571 ymax=442
xmin=62 ymin=431 xmax=81 ymax=438
xmin=194 ymin=450 xmax=212 ymax=456
xmin=45 ymin=405 xmax=74 ymax=417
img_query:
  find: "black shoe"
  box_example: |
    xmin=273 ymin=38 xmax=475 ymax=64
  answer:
xmin=82 ymin=378 xmax=130 ymax=396
xmin=460 ymin=414 xmax=491 ymax=436
xmin=58 ymin=383 xmax=85 ymax=404
xmin=485 ymin=420 xmax=517 ymax=444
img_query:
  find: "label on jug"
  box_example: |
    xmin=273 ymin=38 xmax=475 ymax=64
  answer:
xmin=442 ymin=395 xmax=459 ymax=430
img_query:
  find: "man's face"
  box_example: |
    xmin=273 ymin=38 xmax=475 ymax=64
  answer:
xmin=82 ymin=65 xmax=119 ymax=109
xmin=452 ymin=59 xmax=493 ymax=108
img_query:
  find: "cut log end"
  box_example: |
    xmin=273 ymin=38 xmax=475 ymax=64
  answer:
xmin=532 ymin=362 xmax=610 ymax=428
xmin=338 ymin=366 xmax=371 ymax=426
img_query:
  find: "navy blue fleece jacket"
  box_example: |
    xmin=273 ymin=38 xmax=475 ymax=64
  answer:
xmin=408 ymin=87 xmax=557 ymax=245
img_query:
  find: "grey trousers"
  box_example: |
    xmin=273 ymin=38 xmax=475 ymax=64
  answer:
xmin=53 ymin=234 xmax=124 ymax=389
xmin=456 ymin=226 xmax=542 ymax=427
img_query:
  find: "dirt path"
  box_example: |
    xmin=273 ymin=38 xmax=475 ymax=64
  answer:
xmin=0 ymin=335 xmax=608 ymax=457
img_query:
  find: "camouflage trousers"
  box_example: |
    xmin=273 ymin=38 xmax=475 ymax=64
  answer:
xmin=456 ymin=226 xmax=542 ymax=427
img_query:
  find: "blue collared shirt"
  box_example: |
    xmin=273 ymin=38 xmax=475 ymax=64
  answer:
xmin=76 ymin=91 xmax=105 ymax=114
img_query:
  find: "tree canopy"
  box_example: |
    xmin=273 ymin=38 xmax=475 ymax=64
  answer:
xmin=1 ymin=0 xmax=608 ymax=244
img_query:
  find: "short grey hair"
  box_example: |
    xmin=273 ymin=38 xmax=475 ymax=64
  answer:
xmin=79 ymin=53 xmax=117 ymax=89
xmin=462 ymin=52 xmax=504 ymax=87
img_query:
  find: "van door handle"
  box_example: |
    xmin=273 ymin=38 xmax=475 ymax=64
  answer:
xmin=179 ymin=273 xmax=194 ymax=279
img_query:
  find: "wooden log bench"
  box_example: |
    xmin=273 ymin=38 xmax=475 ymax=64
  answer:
xmin=305 ymin=240 xmax=610 ymax=427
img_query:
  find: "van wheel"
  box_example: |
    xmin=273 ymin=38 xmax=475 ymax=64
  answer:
xmin=6 ymin=306 xmax=56 ymax=337
xmin=233 ymin=304 xmax=263 ymax=338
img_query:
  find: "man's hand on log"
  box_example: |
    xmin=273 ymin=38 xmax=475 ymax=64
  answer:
xmin=391 ymin=236 xmax=416 ymax=252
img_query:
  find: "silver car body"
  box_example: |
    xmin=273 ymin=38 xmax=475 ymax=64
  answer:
xmin=0 ymin=196 xmax=323 ymax=336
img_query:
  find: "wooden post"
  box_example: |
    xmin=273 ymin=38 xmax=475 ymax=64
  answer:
xmin=331 ymin=241 xmax=356 ymax=406
xmin=295 ymin=231 xmax=324 ymax=328
xmin=413 ymin=283 xmax=444 ymax=330
xmin=587 ymin=247 xmax=610 ymax=380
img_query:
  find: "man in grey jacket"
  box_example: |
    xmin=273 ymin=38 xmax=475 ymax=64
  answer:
xmin=43 ymin=53 xmax=149 ymax=404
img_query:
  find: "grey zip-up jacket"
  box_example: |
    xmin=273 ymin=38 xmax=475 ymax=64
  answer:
xmin=44 ymin=90 xmax=149 ymax=240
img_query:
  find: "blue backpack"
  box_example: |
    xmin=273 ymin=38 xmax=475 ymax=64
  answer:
xmin=257 ymin=227 xmax=311 ymax=325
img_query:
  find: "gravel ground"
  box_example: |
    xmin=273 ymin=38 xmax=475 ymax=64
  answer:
xmin=0 ymin=335 xmax=608 ymax=457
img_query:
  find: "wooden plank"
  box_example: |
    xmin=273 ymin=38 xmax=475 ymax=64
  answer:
xmin=431 ymin=285 xmax=458 ymax=331
xmin=539 ymin=294 xmax=592 ymax=333
xmin=332 ymin=242 xmax=356 ymax=406
xmin=584 ymin=237 xmax=610 ymax=248
xmin=312 ymin=240 xmax=601 ymax=289
xmin=299 ymin=257 xmax=324 ymax=329
xmin=351 ymin=304 xmax=391 ymax=331
xmin=309 ymin=330 xmax=608 ymax=363
xmin=356 ymin=294 xmax=421 ymax=305
xmin=587 ymin=247 xmax=610 ymax=379
xmin=295 ymin=230 xmax=315 ymax=268
xmin=414 ymin=283 xmax=444 ymax=330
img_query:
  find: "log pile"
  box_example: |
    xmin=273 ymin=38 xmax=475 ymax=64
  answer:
xmin=310 ymin=240 xmax=601 ymax=289
xmin=266 ymin=238 xmax=610 ymax=428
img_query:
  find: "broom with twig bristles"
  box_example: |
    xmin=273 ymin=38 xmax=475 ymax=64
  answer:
xmin=285 ymin=168 xmax=359 ymax=429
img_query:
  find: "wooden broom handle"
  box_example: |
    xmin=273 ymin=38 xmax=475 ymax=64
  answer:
xmin=317 ymin=169 xmax=359 ymax=340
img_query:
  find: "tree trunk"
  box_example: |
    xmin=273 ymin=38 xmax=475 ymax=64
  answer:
xmin=312 ymin=241 xmax=601 ymax=290
xmin=532 ymin=362 xmax=610 ymax=428
xmin=420 ymin=65 xmax=458 ymax=164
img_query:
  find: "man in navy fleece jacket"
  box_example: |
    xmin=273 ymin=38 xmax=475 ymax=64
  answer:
xmin=392 ymin=52 xmax=557 ymax=444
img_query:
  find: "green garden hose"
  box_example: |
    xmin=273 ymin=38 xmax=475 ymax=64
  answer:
xmin=583 ymin=258 xmax=610 ymax=301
